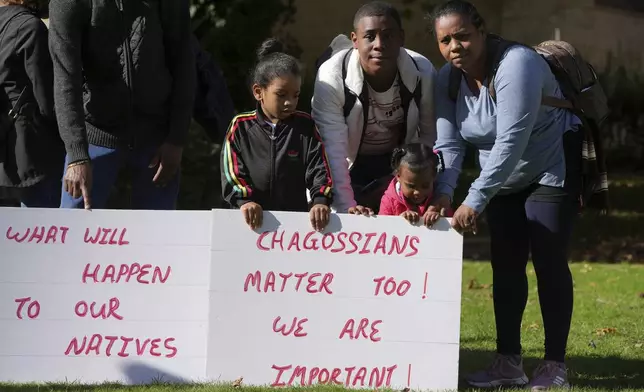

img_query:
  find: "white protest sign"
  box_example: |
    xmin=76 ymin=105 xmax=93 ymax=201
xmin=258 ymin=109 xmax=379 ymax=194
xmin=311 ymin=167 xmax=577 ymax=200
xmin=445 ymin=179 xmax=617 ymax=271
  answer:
xmin=207 ymin=210 xmax=463 ymax=391
xmin=0 ymin=208 xmax=212 ymax=384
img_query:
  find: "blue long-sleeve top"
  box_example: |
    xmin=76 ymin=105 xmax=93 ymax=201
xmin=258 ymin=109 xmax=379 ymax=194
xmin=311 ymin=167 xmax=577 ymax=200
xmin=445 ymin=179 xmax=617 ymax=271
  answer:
xmin=433 ymin=45 xmax=581 ymax=214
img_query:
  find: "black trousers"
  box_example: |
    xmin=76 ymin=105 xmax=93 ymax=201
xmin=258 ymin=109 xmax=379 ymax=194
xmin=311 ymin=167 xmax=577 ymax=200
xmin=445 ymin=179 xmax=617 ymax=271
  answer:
xmin=486 ymin=130 xmax=582 ymax=363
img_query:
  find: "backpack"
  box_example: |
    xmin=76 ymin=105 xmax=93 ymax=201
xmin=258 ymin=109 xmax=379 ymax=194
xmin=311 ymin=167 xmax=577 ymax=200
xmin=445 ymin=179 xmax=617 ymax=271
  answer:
xmin=191 ymin=34 xmax=236 ymax=143
xmin=315 ymin=34 xmax=422 ymax=135
xmin=448 ymin=34 xmax=610 ymax=212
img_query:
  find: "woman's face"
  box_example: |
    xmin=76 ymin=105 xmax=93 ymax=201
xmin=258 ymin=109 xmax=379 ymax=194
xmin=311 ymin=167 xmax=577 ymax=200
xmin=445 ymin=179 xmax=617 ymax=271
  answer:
xmin=434 ymin=13 xmax=485 ymax=72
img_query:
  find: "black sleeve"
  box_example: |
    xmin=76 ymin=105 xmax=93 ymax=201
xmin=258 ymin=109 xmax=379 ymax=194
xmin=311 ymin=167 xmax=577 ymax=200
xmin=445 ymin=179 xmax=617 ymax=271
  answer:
xmin=304 ymin=123 xmax=334 ymax=206
xmin=220 ymin=119 xmax=255 ymax=208
xmin=15 ymin=17 xmax=56 ymax=130
xmin=159 ymin=0 xmax=196 ymax=147
xmin=48 ymin=0 xmax=89 ymax=163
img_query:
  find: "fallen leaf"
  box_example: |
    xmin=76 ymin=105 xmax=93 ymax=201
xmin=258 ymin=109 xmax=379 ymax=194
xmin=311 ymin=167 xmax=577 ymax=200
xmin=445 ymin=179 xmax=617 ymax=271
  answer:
xmin=596 ymin=327 xmax=618 ymax=336
xmin=526 ymin=323 xmax=540 ymax=331
xmin=468 ymin=279 xmax=491 ymax=290
xmin=232 ymin=377 xmax=243 ymax=388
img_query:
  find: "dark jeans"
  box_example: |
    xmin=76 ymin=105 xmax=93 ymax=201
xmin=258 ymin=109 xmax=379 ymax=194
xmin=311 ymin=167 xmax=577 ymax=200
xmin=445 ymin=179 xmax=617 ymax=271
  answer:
xmin=20 ymin=173 xmax=62 ymax=208
xmin=350 ymin=152 xmax=394 ymax=213
xmin=487 ymin=130 xmax=582 ymax=363
xmin=60 ymin=144 xmax=180 ymax=210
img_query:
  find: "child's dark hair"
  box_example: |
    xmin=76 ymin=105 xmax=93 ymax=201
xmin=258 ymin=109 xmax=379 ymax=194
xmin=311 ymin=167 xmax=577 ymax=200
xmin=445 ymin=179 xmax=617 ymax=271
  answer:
xmin=391 ymin=143 xmax=445 ymax=174
xmin=427 ymin=0 xmax=486 ymax=36
xmin=353 ymin=1 xmax=403 ymax=30
xmin=251 ymin=38 xmax=301 ymax=88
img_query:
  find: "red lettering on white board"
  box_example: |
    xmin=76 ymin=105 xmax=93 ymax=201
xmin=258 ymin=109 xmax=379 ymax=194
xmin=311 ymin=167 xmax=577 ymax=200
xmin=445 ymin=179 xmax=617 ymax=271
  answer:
xmin=256 ymin=230 xmax=419 ymax=257
xmin=64 ymin=335 xmax=177 ymax=358
xmin=271 ymin=364 xmax=397 ymax=388
xmin=244 ymin=271 xmax=334 ymax=294
xmin=82 ymin=263 xmax=171 ymax=284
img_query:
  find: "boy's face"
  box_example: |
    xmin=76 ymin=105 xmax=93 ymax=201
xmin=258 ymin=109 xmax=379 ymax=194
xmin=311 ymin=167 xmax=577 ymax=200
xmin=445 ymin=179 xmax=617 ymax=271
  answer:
xmin=351 ymin=15 xmax=404 ymax=79
xmin=253 ymin=74 xmax=301 ymax=123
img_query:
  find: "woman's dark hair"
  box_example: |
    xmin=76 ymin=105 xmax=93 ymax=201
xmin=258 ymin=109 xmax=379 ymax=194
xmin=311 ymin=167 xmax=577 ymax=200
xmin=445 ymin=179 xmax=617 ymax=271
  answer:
xmin=251 ymin=38 xmax=301 ymax=88
xmin=427 ymin=0 xmax=486 ymax=36
xmin=391 ymin=143 xmax=445 ymax=174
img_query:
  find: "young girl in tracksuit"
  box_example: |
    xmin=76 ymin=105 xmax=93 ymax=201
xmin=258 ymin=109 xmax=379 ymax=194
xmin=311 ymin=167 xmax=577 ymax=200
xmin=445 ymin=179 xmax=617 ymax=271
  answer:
xmin=220 ymin=38 xmax=334 ymax=231
xmin=379 ymin=143 xmax=451 ymax=226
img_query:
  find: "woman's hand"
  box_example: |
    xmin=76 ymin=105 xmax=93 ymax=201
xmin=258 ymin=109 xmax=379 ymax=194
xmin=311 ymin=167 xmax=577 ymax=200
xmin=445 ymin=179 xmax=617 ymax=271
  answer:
xmin=451 ymin=204 xmax=478 ymax=234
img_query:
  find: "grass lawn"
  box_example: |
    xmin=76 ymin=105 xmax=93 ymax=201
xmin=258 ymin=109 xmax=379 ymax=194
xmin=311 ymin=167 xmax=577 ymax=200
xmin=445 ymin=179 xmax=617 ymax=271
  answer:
xmin=2 ymin=262 xmax=643 ymax=392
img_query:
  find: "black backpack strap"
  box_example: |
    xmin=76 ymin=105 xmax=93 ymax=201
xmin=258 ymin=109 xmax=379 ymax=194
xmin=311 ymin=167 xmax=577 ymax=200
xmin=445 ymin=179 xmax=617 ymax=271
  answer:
xmin=341 ymin=49 xmax=357 ymax=118
xmin=448 ymin=66 xmax=462 ymax=102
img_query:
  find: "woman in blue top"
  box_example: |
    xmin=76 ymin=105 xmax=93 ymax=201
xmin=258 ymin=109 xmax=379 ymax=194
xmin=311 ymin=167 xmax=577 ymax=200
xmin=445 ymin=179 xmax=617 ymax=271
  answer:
xmin=429 ymin=1 xmax=582 ymax=390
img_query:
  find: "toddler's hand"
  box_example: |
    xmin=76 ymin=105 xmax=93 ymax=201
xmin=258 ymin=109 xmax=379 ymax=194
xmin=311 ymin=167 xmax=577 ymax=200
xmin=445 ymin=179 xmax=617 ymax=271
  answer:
xmin=310 ymin=204 xmax=330 ymax=232
xmin=400 ymin=210 xmax=420 ymax=224
xmin=423 ymin=209 xmax=441 ymax=227
xmin=240 ymin=202 xmax=263 ymax=230
xmin=348 ymin=205 xmax=374 ymax=216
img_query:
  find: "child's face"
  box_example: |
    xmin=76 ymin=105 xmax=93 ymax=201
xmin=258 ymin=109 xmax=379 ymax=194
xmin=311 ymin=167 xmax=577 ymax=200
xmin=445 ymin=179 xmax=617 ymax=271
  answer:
xmin=397 ymin=164 xmax=434 ymax=205
xmin=253 ymin=74 xmax=301 ymax=123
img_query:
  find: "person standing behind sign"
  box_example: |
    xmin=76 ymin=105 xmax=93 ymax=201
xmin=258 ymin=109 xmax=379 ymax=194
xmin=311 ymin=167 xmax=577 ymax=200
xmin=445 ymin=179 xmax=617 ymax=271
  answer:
xmin=311 ymin=1 xmax=437 ymax=215
xmin=428 ymin=0 xmax=583 ymax=390
xmin=0 ymin=0 xmax=64 ymax=207
xmin=221 ymin=38 xmax=334 ymax=232
xmin=49 ymin=0 xmax=195 ymax=210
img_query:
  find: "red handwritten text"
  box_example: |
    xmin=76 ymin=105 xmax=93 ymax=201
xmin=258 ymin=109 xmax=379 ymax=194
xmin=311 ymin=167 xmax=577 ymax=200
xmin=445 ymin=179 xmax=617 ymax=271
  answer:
xmin=256 ymin=230 xmax=419 ymax=257
xmin=82 ymin=263 xmax=171 ymax=284
xmin=273 ymin=316 xmax=308 ymax=337
xmin=244 ymin=271 xmax=333 ymax=294
xmin=271 ymin=364 xmax=397 ymax=388
xmin=338 ymin=318 xmax=382 ymax=342
xmin=5 ymin=226 xmax=69 ymax=244
xmin=14 ymin=297 xmax=40 ymax=319
xmin=65 ymin=335 xmax=177 ymax=358
xmin=75 ymin=297 xmax=123 ymax=320
xmin=84 ymin=227 xmax=129 ymax=246
xmin=373 ymin=276 xmax=412 ymax=297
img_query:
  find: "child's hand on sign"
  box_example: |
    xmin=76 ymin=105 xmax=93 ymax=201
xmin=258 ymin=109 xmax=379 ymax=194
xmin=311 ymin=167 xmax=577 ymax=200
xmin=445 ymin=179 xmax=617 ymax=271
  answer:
xmin=240 ymin=202 xmax=263 ymax=230
xmin=400 ymin=210 xmax=420 ymax=224
xmin=423 ymin=209 xmax=441 ymax=227
xmin=309 ymin=204 xmax=330 ymax=232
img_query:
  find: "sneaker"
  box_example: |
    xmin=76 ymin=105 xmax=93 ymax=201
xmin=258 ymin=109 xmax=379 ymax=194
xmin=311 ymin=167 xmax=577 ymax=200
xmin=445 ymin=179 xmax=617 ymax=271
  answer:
xmin=529 ymin=361 xmax=570 ymax=391
xmin=465 ymin=353 xmax=530 ymax=388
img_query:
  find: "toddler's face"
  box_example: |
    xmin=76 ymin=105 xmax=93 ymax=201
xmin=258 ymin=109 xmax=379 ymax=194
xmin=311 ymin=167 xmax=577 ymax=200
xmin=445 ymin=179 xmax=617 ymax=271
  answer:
xmin=253 ymin=74 xmax=301 ymax=123
xmin=397 ymin=164 xmax=434 ymax=205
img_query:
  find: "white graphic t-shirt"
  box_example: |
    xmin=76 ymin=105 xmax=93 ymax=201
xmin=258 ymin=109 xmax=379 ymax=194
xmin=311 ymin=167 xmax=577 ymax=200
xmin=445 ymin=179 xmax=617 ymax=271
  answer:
xmin=359 ymin=76 xmax=405 ymax=156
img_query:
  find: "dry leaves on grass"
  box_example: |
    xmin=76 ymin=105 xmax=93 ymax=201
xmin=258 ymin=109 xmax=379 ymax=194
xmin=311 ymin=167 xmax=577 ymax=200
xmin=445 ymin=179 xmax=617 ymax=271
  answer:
xmin=232 ymin=376 xmax=243 ymax=388
xmin=596 ymin=327 xmax=618 ymax=336
xmin=526 ymin=322 xmax=541 ymax=331
xmin=468 ymin=279 xmax=492 ymax=290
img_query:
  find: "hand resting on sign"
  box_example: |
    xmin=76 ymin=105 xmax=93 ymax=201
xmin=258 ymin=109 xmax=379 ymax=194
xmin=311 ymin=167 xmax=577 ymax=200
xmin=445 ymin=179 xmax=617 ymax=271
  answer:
xmin=240 ymin=202 xmax=331 ymax=232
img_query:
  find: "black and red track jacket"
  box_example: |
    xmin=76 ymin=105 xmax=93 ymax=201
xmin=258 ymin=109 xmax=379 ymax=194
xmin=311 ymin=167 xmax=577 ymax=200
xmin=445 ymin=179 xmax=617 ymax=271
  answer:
xmin=220 ymin=106 xmax=334 ymax=212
